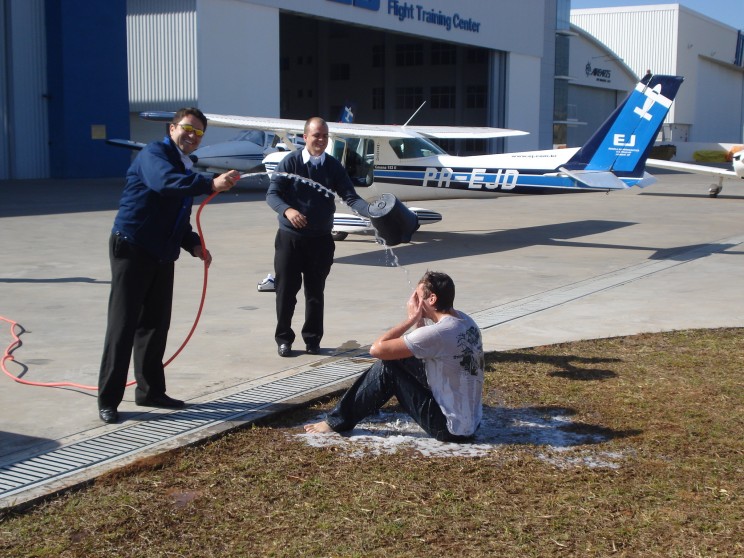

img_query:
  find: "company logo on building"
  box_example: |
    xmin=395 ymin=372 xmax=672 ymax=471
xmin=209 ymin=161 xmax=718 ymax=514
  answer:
xmin=585 ymin=61 xmax=612 ymax=83
xmin=328 ymin=0 xmax=481 ymax=33
xmin=328 ymin=0 xmax=380 ymax=9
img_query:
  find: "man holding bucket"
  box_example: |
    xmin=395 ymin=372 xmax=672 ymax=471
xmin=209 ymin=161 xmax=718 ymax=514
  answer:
xmin=266 ymin=117 xmax=371 ymax=357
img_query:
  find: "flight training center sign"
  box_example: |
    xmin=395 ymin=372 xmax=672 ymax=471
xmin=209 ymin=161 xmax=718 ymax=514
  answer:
xmin=328 ymin=0 xmax=482 ymax=33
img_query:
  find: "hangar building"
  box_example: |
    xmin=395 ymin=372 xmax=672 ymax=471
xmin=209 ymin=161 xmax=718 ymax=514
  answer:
xmin=572 ymin=4 xmax=744 ymax=146
xmin=123 ymin=0 xmax=563 ymax=159
xmin=1 ymin=0 xmax=741 ymax=180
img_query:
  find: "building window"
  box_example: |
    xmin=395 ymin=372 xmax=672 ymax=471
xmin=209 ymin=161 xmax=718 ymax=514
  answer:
xmin=431 ymin=86 xmax=455 ymax=109
xmin=466 ymin=47 xmax=487 ymax=64
xmin=555 ymin=34 xmax=569 ymax=77
xmin=395 ymin=86 xmax=424 ymax=110
xmin=466 ymin=85 xmax=486 ymax=109
xmin=330 ymin=63 xmax=350 ymax=81
xmin=553 ymin=79 xmax=568 ymax=122
xmin=372 ymin=87 xmax=385 ymax=110
xmin=396 ymin=43 xmax=423 ymax=66
xmin=465 ymin=138 xmax=487 ymax=154
xmin=437 ymin=138 xmax=456 ymax=154
xmin=431 ymin=43 xmax=456 ymax=65
xmin=372 ymin=45 xmax=385 ymax=68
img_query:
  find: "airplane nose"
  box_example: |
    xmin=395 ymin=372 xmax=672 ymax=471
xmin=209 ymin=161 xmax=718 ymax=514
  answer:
xmin=732 ymin=150 xmax=744 ymax=178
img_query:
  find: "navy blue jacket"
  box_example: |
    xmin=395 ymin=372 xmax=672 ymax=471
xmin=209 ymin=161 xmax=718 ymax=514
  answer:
xmin=112 ymin=137 xmax=213 ymax=262
xmin=266 ymin=149 xmax=370 ymax=237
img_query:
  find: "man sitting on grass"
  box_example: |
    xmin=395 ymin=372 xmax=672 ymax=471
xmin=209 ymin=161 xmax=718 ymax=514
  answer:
xmin=305 ymin=271 xmax=484 ymax=442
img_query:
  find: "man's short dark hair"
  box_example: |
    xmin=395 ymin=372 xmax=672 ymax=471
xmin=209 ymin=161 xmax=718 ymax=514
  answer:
xmin=172 ymin=107 xmax=207 ymax=130
xmin=419 ymin=271 xmax=455 ymax=311
xmin=304 ymin=116 xmax=327 ymax=134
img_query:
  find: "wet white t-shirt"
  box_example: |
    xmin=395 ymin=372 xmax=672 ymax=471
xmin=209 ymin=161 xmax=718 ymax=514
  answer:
xmin=404 ymin=312 xmax=484 ymax=436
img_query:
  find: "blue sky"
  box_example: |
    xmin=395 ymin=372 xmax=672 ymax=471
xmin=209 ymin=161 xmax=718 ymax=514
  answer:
xmin=570 ymin=1 xmax=744 ymax=32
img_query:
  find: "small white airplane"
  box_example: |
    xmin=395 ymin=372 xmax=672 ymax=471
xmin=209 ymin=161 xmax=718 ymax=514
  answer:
xmin=188 ymin=128 xmax=303 ymax=174
xmin=137 ymin=74 xmax=686 ymax=241
xmin=645 ymin=151 xmax=744 ymax=197
xmin=108 ymin=118 xmax=303 ymax=174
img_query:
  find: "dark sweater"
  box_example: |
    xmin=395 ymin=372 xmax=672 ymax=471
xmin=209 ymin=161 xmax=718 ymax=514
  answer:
xmin=112 ymin=137 xmax=213 ymax=262
xmin=266 ymin=149 xmax=370 ymax=237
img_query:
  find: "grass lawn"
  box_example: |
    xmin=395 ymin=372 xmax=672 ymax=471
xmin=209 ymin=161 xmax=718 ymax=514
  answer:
xmin=1 ymin=328 xmax=742 ymax=557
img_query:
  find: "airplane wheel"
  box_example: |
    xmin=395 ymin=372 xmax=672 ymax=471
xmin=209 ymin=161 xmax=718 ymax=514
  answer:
xmin=709 ymin=184 xmax=722 ymax=197
xmin=331 ymin=231 xmax=348 ymax=241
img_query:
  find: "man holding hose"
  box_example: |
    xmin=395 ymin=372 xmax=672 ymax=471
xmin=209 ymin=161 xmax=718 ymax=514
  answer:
xmin=97 ymin=107 xmax=239 ymax=424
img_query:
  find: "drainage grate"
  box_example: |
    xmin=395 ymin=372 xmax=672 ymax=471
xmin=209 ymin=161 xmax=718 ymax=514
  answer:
xmin=0 ymin=354 xmax=374 ymax=503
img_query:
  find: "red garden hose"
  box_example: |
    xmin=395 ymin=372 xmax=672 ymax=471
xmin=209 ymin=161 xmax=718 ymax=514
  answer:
xmin=1 ymin=191 xmax=219 ymax=390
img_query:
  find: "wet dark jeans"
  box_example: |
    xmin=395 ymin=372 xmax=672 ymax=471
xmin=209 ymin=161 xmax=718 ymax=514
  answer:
xmin=325 ymin=357 xmax=472 ymax=443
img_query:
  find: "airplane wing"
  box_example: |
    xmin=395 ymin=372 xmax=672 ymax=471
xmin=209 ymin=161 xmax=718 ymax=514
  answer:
xmin=141 ymin=112 xmax=409 ymax=138
xmin=645 ymin=157 xmax=742 ymax=197
xmin=403 ymin=126 xmax=528 ymax=139
xmin=139 ymin=111 xmax=528 ymax=139
xmin=106 ymin=138 xmax=147 ymax=151
xmin=645 ymin=158 xmax=739 ymax=179
xmin=191 ymin=114 xmax=528 ymax=140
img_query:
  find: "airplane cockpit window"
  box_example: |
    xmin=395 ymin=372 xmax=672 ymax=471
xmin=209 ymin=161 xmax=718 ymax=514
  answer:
xmin=389 ymin=137 xmax=446 ymax=159
xmin=336 ymin=137 xmax=374 ymax=186
xmin=332 ymin=139 xmax=346 ymax=161
xmin=232 ymin=130 xmax=266 ymax=146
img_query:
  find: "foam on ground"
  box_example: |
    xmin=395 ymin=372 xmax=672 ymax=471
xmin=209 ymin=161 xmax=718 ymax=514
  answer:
xmin=294 ymin=406 xmax=625 ymax=468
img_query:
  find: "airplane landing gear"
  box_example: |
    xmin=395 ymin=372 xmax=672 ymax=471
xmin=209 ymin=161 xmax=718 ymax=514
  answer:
xmin=709 ymin=178 xmax=723 ymax=197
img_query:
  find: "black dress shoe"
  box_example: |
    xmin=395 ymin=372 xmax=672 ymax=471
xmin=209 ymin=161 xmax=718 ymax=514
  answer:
xmin=305 ymin=344 xmax=320 ymax=355
xmin=278 ymin=343 xmax=292 ymax=357
xmin=99 ymin=407 xmax=119 ymax=424
xmin=135 ymin=393 xmax=185 ymax=409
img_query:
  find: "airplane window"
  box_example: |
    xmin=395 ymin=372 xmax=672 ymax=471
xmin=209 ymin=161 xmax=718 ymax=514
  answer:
xmin=333 ymin=139 xmax=346 ymax=160
xmin=233 ymin=130 xmax=266 ymax=146
xmin=337 ymin=137 xmax=372 ymax=187
xmin=389 ymin=137 xmax=446 ymax=159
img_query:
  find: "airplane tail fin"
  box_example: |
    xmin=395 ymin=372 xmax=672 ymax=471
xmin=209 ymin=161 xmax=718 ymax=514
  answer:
xmin=339 ymin=103 xmax=356 ymax=123
xmin=565 ymin=74 xmax=684 ymax=177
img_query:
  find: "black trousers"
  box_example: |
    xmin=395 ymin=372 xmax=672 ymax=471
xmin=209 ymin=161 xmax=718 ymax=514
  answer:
xmin=273 ymin=229 xmax=334 ymax=347
xmin=98 ymin=233 xmax=174 ymax=409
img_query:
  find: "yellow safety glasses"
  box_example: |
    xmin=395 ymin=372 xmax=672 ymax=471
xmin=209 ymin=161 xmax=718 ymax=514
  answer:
xmin=177 ymin=123 xmax=205 ymax=137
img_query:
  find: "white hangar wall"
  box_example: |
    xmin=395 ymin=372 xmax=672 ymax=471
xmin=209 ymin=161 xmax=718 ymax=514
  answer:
xmin=197 ymin=0 xmax=279 ymax=117
xmin=127 ymin=0 xmax=198 ymax=111
xmin=127 ymin=0 xmax=557 ymax=151
xmin=127 ymin=0 xmax=280 ymax=144
xmin=572 ymin=4 xmax=744 ymax=144
xmin=564 ymin=25 xmax=637 ymax=148
xmin=249 ymin=0 xmax=548 ymax=55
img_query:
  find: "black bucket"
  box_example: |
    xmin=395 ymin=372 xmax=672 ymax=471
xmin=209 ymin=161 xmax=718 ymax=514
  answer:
xmin=368 ymin=193 xmax=419 ymax=246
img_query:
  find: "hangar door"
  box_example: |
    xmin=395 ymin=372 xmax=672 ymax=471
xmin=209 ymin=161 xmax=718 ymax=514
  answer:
xmin=694 ymin=61 xmax=743 ymax=142
xmin=0 ymin=0 xmax=49 ymax=179
xmin=278 ymin=13 xmax=503 ymax=155
xmin=566 ymin=85 xmax=619 ymax=148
